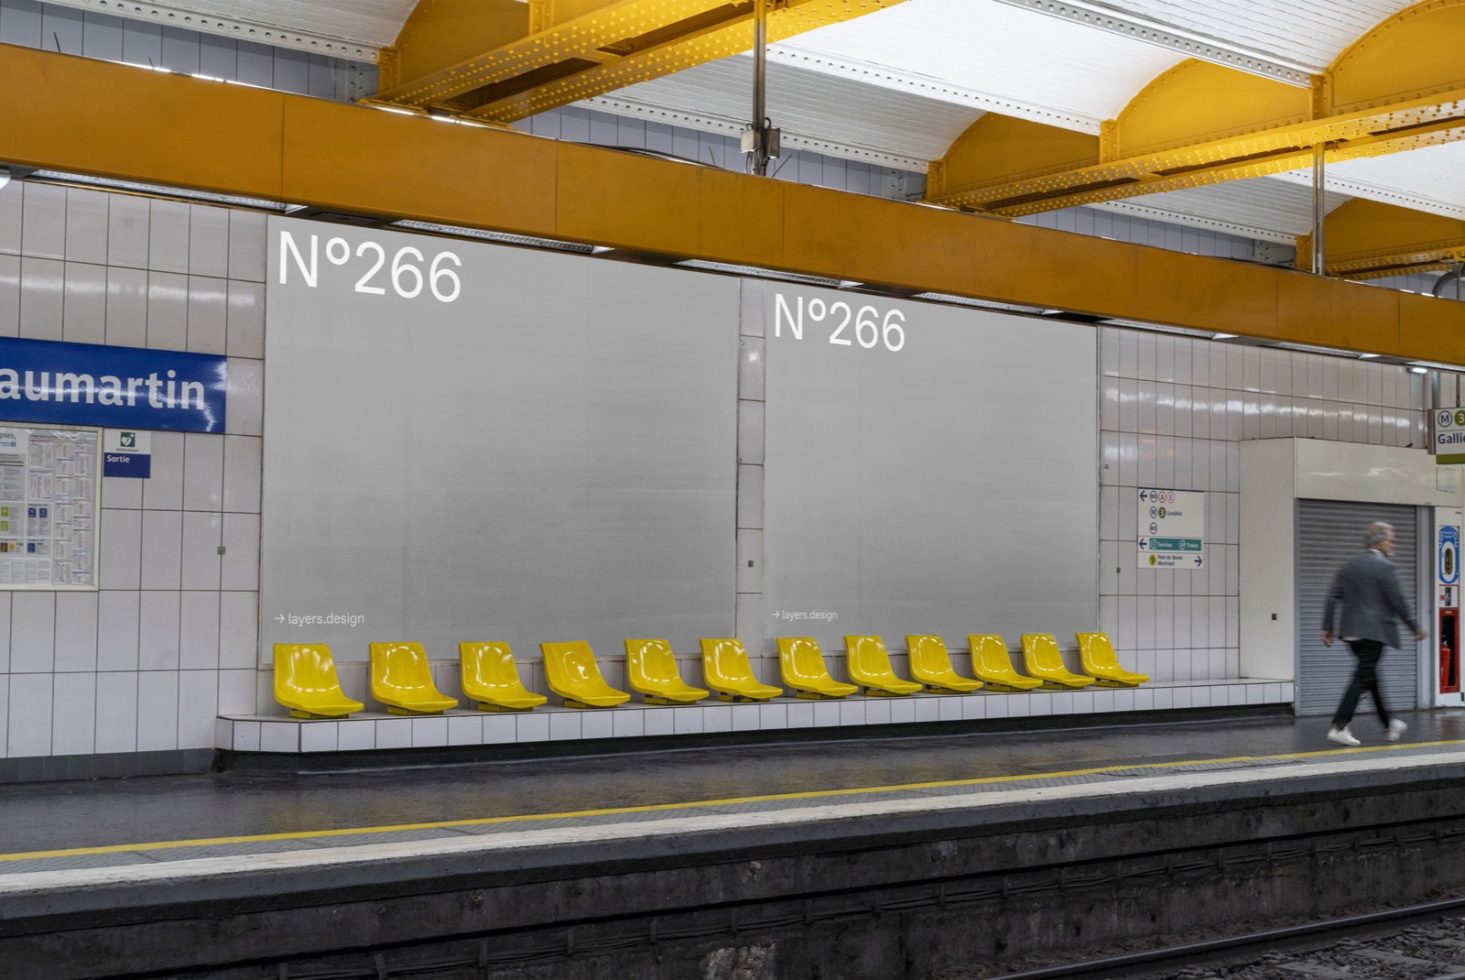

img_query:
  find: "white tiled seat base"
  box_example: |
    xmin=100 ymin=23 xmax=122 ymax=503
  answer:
xmin=217 ymin=679 xmax=1293 ymax=754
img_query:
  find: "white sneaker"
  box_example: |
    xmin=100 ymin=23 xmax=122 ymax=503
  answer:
xmin=1327 ymin=726 xmax=1362 ymax=746
xmin=1387 ymin=719 xmax=1408 ymax=742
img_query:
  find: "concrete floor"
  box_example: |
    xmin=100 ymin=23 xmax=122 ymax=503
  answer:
xmin=5 ymin=707 xmax=1465 ymax=856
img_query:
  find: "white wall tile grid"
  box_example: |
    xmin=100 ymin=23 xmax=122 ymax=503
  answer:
xmin=0 ymin=0 xmax=375 ymax=101
xmin=1098 ymin=325 xmax=1448 ymax=684
xmin=0 ymin=179 xmax=263 ymax=759
xmin=517 ymin=106 xmax=928 ymax=202
xmin=2 ymin=173 xmax=1443 ymax=759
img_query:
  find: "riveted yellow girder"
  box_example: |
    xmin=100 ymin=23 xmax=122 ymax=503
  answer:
xmin=930 ymin=0 xmax=1465 ymax=216
xmin=1327 ymin=0 xmax=1465 ymax=114
xmin=926 ymin=115 xmax=1098 ymax=201
xmin=2 ymin=44 xmax=1462 ymax=361
xmin=1298 ymin=199 xmax=1465 ymax=279
xmin=379 ymin=1 xmax=533 ymax=93
xmin=375 ymin=0 xmax=908 ymax=124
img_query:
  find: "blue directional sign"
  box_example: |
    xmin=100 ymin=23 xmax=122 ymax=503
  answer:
xmin=0 ymin=337 xmax=226 ymax=432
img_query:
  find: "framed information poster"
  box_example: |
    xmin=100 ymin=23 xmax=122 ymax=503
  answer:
xmin=0 ymin=424 xmax=100 ymax=589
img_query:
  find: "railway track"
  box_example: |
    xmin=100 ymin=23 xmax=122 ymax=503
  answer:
xmin=994 ymin=900 xmax=1465 ymax=979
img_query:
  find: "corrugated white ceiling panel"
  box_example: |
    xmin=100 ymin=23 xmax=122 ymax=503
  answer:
xmin=603 ymin=55 xmax=979 ymax=166
xmin=1094 ymin=176 xmax=1349 ymax=241
xmin=772 ymin=0 xmax=1183 ymax=132
xmin=1270 ymin=143 xmax=1465 ymax=221
xmin=1096 ymin=0 xmax=1417 ymax=71
xmin=41 ymin=0 xmax=412 ymax=53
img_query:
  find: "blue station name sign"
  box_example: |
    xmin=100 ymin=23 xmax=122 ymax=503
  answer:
xmin=0 ymin=337 xmax=226 ymax=433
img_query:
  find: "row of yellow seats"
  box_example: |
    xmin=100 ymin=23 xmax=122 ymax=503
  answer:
xmin=274 ymin=633 xmax=1146 ymax=719
xmin=776 ymin=633 xmax=1147 ymax=700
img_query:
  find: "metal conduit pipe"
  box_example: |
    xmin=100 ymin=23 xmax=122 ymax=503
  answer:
xmin=743 ymin=0 xmax=779 ymax=176
xmin=1312 ymin=143 xmax=1326 ymax=276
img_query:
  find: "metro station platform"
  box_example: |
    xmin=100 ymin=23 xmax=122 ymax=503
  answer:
xmin=9 ymin=706 xmax=1465 ymax=978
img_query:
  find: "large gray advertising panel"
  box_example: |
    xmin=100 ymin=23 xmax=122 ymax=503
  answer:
xmin=763 ymin=286 xmax=1098 ymax=651
xmin=262 ymin=218 xmax=739 ymax=661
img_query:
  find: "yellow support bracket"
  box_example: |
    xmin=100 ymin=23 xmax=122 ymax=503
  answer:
xmin=1300 ymin=199 xmax=1465 ymax=280
xmin=930 ymin=0 xmax=1465 ymax=217
xmin=376 ymin=0 xmax=909 ymax=124
xmin=933 ymin=82 xmax=1465 ymax=216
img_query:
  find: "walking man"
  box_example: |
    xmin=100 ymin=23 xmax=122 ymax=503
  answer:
xmin=1321 ymin=521 xmax=1425 ymax=746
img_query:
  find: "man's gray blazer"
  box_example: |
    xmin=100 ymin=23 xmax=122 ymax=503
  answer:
xmin=1322 ymin=549 xmax=1419 ymax=649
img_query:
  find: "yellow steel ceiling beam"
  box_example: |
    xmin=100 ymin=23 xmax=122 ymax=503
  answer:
xmin=1 ymin=44 xmax=1462 ymax=362
xmin=929 ymin=0 xmax=1465 ymax=216
xmin=1299 ymin=199 xmax=1465 ymax=280
xmin=375 ymin=0 xmax=908 ymax=124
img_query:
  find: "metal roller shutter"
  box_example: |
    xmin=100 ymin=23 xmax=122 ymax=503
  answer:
xmin=1297 ymin=500 xmax=1420 ymax=717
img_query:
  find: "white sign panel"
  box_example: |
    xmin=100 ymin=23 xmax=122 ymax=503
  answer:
xmin=1137 ymin=488 xmax=1206 ymax=569
xmin=764 ymin=285 xmax=1098 ymax=647
xmin=0 ymin=424 xmax=100 ymax=588
xmin=262 ymin=217 xmax=738 ymax=659
xmin=1435 ymin=407 xmax=1465 ymax=464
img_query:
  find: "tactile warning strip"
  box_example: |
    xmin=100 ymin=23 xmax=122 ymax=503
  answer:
xmin=3 ymin=740 xmax=1460 ymax=873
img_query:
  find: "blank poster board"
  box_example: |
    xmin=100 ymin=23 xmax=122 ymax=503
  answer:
xmin=261 ymin=218 xmax=739 ymax=661
xmin=762 ymin=286 xmax=1098 ymax=651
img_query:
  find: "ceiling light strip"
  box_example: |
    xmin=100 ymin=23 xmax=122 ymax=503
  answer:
xmin=391 ymin=221 xmax=598 ymax=254
xmin=677 ymin=260 xmax=843 ymax=288
xmin=581 ymin=97 xmax=930 ymax=172
xmin=764 ymin=47 xmax=1101 ymax=134
xmin=991 ymin=0 xmax=1314 ymax=87
xmin=29 ymin=170 xmax=288 ymax=210
xmin=42 ymin=0 xmax=378 ymax=61
xmin=912 ymin=292 xmax=1048 ymax=314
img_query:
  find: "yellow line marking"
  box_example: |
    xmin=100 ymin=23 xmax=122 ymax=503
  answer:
xmin=2 ymin=739 xmax=1458 ymax=865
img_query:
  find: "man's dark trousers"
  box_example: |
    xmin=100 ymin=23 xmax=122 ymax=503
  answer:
xmin=1333 ymin=638 xmax=1391 ymax=729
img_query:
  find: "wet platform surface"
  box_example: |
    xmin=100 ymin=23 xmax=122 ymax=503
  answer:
xmin=4 ymin=707 xmax=1465 ymax=868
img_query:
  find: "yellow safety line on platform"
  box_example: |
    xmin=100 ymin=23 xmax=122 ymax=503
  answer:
xmin=2 ymin=740 xmax=1456 ymax=864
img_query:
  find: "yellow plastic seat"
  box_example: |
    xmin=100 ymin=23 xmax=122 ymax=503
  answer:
xmin=541 ymin=641 xmax=631 ymax=708
xmin=905 ymin=635 xmax=984 ymax=693
xmin=369 ymin=642 xmax=459 ymax=714
xmin=844 ymin=635 xmax=922 ymax=697
xmin=700 ymin=638 xmax=783 ymax=702
xmin=1076 ymin=632 xmax=1150 ymax=687
xmin=1020 ymin=633 xmax=1097 ymax=689
xmin=273 ymin=644 xmax=364 ymax=719
xmin=967 ymin=635 xmax=1042 ymax=692
xmin=625 ymin=638 xmax=710 ymax=705
xmin=459 ymin=642 xmax=547 ymax=711
xmin=776 ymin=637 xmax=857 ymax=700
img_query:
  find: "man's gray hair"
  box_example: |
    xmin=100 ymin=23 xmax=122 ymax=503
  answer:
xmin=1365 ymin=522 xmax=1394 ymax=547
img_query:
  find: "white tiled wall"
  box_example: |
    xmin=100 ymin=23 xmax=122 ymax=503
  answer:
xmin=1098 ymin=326 xmax=1439 ymax=683
xmin=0 ymin=179 xmax=263 ymax=759
xmin=4 ymin=171 xmax=1451 ymax=760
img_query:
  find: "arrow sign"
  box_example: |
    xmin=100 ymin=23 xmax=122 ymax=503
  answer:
xmin=1194 ymin=556 xmax=1204 ymax=566
xmin=274 ymin=614 xmax=285 ymax=622
xmin=1140 ymin=490 xmax=1149 ymax=501
xmin=1138 ymin=538 xmax=1148 ymax=549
